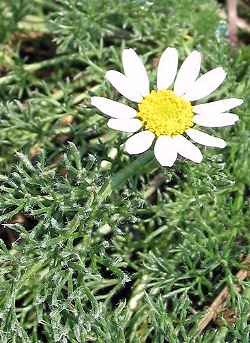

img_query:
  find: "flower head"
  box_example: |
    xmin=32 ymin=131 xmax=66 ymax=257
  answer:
xmin=91 ymin=48 xmax=243 ymax=166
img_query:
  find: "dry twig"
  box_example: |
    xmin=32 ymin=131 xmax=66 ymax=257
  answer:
xmin=195 ymin=255 xmax=250 ymax=336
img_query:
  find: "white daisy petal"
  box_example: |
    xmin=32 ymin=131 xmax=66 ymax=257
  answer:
xmin=193 ymin=98 xmax=243 ymax=115
xmin=184 ymin=67 xmax=226 ymax=101
xmin=157 ymin=48 xmax=178 ymax=90
xmin=154 ymin=136 xmax=177 ymax=166
xmin=174 ymin=50 xmax=201 ymax=96
xmin=193 ymin=113 xmax=239 ymax=127
xmin=125 ymin=131 xmax=155 ymax=154
xmin=186 ymin=128 xmax=226 ymax=148
xmin=172 ymin=135 xmax=203 ymax=163
xmin=122 ymin=49 xmax=149 ymax=97
xmin=107 ymin=119 xmax=142 ymax=133
xmin=105 ymin=70 xmax=143 ymax=102
xmin=91 ymin=97 xmax=137 ymax=119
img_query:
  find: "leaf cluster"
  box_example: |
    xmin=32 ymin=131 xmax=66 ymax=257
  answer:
xmin=0 ymin=0 xmax=250 ymax=342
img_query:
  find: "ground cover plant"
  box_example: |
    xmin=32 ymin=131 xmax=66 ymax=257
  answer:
xmin=0 ymin=0 xmax=250 ymax=342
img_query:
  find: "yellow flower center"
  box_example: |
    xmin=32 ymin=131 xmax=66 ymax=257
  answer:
xmin=137 ymin=90 xmax=194 ymax=136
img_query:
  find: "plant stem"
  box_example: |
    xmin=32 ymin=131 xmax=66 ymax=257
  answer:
xmin=96 ymin=151 xmax=157 ymax=207
xmin=194 ymin=255 xmax=250 ymax=337
xmin=227 ymin=0 xmax=238 ymax=46
xmin=127 ymin=275 xmax=150 ymax=320
xmin=0 ymin=54 xmax=84 ymax=86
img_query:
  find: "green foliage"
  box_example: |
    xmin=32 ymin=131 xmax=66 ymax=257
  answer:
xmin=0 ymin=0 xmax=34 ymax=43
xmin=49 ymin=0 xmax=219 ymax=54
xmin=0 ymin=0 xmax=250 ymax=342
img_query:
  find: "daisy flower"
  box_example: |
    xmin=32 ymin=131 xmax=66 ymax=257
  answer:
xmin=91 ymin=48 xmax=243 ymax=166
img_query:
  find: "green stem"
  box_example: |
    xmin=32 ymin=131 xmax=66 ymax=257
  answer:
xmin=214 ymin=327 xmax=228 ymax=343
xmin=0 ymin=54 xmax=85 ymax=86
xmin=96 ymin=151 xmax=157 ymax=207
xmin=127 ymin=274 xmax=150 ymax=320
xmin=95 ymin=153 xmax=166 ymax=320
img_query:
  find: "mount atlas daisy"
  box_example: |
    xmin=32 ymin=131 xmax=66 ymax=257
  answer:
xmin=91 ymin=48 xmax=243 ymax=166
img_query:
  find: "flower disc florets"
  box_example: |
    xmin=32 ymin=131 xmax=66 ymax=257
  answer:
xmin=137 ymin=90 xmax=193 ymax=136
